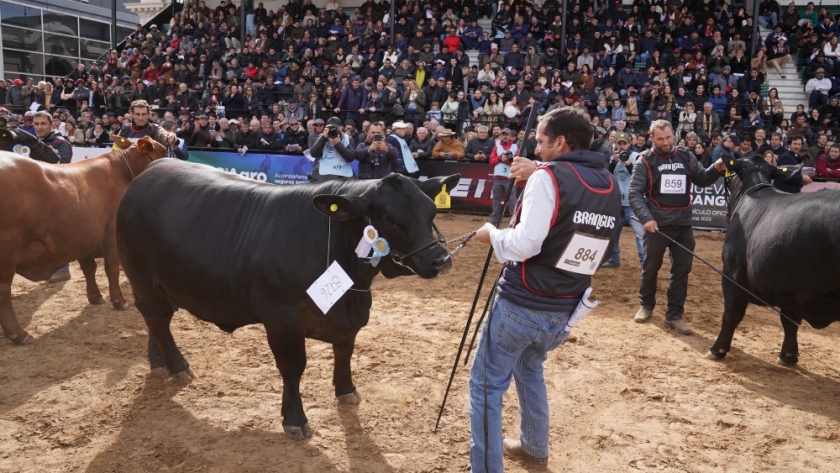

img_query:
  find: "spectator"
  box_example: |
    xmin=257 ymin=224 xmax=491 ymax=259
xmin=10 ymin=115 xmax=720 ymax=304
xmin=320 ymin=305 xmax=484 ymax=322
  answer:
xmin=806 ymin=68 xmax=832 ymax=109
xmin=432 ymin=129 xmax=465 ymax=160
xmin=386 ymin=121 xmax=420 ymax=176
xmin=355 ymin=121 xmax=397 ymax=179
xmin=255 ymin=121 xmax=282 ymax=150
xmin=487 ymin=128 xmax=518 ymax=223
xmin=309 ymin=116 xmax=355 ymax=181
xmin=410 ymin=126 xmax=435 ymax=160
xmin=816 ymin=143 xmax=840 ymax=178
xmin=465 ymin=124 xmax=495 ymax=161
xmin=281 ymin=118 xmax=307 ymax=154
xmin=775 ymin=135 xmax=812 ymax=193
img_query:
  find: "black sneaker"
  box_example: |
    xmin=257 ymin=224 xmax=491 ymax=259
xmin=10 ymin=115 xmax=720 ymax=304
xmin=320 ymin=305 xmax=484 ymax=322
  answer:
xmin=601 ymin=261 xmax=620 ymax=269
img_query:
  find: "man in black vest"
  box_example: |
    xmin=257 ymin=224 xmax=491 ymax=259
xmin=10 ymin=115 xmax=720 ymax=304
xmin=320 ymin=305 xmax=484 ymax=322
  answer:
xmin=628 ymin=119 xmax=726 ymax=334
xmin=33 ymin=111 xmax=74 ymax=282
xmin=470 ymin=107 xmax=621 ymax=471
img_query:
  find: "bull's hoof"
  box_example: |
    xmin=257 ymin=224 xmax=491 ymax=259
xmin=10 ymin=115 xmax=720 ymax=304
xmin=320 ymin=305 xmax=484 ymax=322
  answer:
xmin=336 ymin=390 xmax=363 ymax=405
xmin=705 ymin=349 xmax=726 ymax=360
xmin=172 ymin=368 xmax=196 ymax=381
xmin=150 ymin=367 xmax=170 ymax=379
xmin=776 ymin=355 xmax=798 ymax=366
xmin=113 ymin=300 xmax=131 ymax=311
xmin=89 ymin=296 xmax=106 ymax=305
xmin=283 ymin=423 xmax=312 ymax=440
xmin=9 ymin=333 xmax=34 ymax=345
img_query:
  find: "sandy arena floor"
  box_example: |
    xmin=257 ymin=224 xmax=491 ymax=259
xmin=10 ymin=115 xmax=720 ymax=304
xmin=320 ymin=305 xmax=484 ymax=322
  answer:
xmin=3 ymin=213 xmax=840 ymax=472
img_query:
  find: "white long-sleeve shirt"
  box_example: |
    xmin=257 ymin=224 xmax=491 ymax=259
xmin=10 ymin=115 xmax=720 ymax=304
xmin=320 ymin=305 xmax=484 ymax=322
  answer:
xmin=805 ymin=77 xmax=832 ymax=94
xmin=489 ymin=167 xmax=556 ymax=264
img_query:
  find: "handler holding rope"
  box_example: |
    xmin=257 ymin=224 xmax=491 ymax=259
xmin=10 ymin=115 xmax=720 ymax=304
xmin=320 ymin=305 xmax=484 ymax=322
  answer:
xmin=470 ymin=107 xmax=621 ymax=471
xmin=628 ymin=120 xmax=726 ymax=335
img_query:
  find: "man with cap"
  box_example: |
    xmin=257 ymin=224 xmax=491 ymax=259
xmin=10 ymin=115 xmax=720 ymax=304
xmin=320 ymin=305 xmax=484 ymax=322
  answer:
xmin=385 ymin=121 xmax=420 ymax=176
xmin=307 ymin=118 xmax=326 ymax=148
xmin=4 ymin=79 xmax=25 ymax=113
xmin=432 ymin=128 xmax=465 ymax=161
xmin=309 ymin=116 xmax=356 ymax=181
xmin=766 ymin=35 xmax=791 ymax=79
xmin=6 ymin=114 xmax=20 ymax=129
xmin=806 ymin=67 xmax=833 ymax=109
xmin=603 ymin=132 xmax=645 ymax=269
xmin=281 ymin=118 xmax=308 ymax=154
xmin=116 ymin=99 xmax=177 ymax=148
xmin=487 ymin=128 xmax=520 ymax=224
xmin=711 ymin=133 xmax=740 ymax=163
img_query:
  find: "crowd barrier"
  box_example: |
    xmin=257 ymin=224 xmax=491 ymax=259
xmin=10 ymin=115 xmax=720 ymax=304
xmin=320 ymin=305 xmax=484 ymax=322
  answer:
xmin=70 ymin=147 xmax=732 ymax=229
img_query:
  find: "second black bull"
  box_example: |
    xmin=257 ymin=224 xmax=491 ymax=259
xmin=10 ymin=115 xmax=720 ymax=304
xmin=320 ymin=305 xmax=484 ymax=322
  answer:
xmin=116 ymin=158 xmax=459 ymax=440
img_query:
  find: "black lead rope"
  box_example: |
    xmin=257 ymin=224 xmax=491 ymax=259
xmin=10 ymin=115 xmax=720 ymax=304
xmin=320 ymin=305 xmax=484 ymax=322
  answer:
xmin=655 ymin=230 xmax=799 ymax=329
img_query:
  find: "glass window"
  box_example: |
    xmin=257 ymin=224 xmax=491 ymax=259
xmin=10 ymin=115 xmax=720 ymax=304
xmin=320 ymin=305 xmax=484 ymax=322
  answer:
xmin=118 ymin=27 xmax=135 ymax=44
xmin=43 ymin=12 xmax=78 ymax=36
xmin=80 ymin=18 xmax=109 ymax=42
xmin=80 ymin=39 xmax=109 ymax=61
xmin=45 ymin=56 xmax=74 ymax=78
xmin=1 ymin=24 xmax=43 ymax=52
xmin=44 ymin=33 xmax=79 ymax=57
xmin=3 ymin=48 xmax=44 ymax=78
xmin=0 ymin=1 xmax=41 ymax=29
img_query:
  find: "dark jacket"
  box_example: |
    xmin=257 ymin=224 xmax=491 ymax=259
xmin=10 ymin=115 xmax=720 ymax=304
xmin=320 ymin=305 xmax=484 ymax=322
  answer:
xmin=355 ymin=139 xmax=398 ymax=179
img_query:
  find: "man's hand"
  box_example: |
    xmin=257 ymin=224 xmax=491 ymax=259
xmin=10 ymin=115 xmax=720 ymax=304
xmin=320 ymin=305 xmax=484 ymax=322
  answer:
xmin=167 ymin=134 xmax=177 ymax=146
xmin=803 ymin=174 xmax=813 ymax=185
xmin=713 ymin=158 xmax=726 ymax=172
xmin=510 ymin=156 xmax=537 ymax=182
xmin=475 ymin=222 xmax=495 ymax=244
xmin=643 ymin=220 xmax=658 ymax=233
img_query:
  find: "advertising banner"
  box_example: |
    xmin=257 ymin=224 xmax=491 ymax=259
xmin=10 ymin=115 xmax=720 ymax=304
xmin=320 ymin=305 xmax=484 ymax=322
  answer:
xmin=71 ymin=147 xmax=111 ymax=162
xmin=690 ymin=177 xmax=729 ymax=230
xmin=186 ymin=151 xmax=730 ymax=230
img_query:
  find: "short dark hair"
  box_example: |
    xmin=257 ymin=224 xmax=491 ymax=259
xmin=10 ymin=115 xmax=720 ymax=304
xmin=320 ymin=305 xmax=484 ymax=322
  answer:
xmin=787 ymin=134 xmax=804 ymax=145
xmin=541 ymin=106 xmax=593 ymax=152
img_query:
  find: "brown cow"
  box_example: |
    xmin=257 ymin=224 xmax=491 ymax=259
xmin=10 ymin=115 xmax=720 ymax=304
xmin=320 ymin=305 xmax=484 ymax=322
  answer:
xmin=0 ymin=135 xmax=168 ymax=345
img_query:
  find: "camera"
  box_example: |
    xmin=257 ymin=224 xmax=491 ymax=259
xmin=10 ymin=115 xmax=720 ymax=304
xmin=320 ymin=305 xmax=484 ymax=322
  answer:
xmin=619 ymin=151 xmax=631 ymax=162
xmin=374 ymin=133 xmax=383 ymax=142
xmin=502 ymin=151 xmax=513 ymax=160
xmin=327 ymin=126 xmax=339 ymax=139
xmin=372 ymin=156 xmax=380 ymax=168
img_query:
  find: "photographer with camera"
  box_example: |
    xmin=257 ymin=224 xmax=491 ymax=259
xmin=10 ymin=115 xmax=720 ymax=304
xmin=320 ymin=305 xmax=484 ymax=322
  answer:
xmin=488 ymin=128 xmax=520 ymax=224
xmin=602 ymin=132 xmax=645 ymax=269
xmin=309 ymin=116 xmax=357 ymax=181
xmin=355 ymin=121 xmax=398 ymax=179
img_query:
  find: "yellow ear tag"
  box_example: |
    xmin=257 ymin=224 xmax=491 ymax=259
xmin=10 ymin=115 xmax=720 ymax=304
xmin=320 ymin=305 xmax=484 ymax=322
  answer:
xmin=725 ymin=170 xmax=731 ymax=178
xmin=729 ymin=160 xmax=734 ymax=166
xmin=435 ymin=184 xmax=451 ymax=209
xmin=330 ymin=203 xmax=338 ymax=212
xmin=782 ymin=168 xmax=788 ymax=172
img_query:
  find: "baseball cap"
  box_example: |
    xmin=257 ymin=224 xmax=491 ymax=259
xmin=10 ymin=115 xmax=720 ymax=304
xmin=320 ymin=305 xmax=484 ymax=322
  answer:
xmin=615 ymin=132 xmax=630 ymax=143
xmin=726 ymin=133 xmax=741 ymax=145
xmin=12 ymin=79 xmax=23 ymax=85
xmin=392 ymin=121 xmax=409 ymax=129
xmin=229 ymin=119 xmax=240 ymax=125
xmin=326 ymin=117 xmax=342 ymax=127
xmin=313 ymin=118 xmax=325 ymax=125
xmin=500 ymin=128 xmax=512 ymax=135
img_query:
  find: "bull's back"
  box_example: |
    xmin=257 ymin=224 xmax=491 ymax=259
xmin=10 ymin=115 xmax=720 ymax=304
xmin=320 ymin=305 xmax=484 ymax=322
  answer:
xmin=117 ymin=160 xmax=331 ymax=324
xmin=730 ymin=191 xmax=840 ymax=297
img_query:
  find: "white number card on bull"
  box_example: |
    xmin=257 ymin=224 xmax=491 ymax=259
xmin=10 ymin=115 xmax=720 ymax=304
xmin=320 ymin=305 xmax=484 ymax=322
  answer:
xmin=115 ymin=157 xmax=460 ymax=441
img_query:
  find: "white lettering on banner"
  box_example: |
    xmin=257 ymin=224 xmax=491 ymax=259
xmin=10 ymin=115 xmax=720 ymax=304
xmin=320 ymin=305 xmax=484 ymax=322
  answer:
xmin=450 ymin=178 xmax=472 ymax=198
xmin=306 ymin=261 xmax=354 ymax=315
xmin=216 ymin=167 xmax=268 ymax=182
xmin=657 ymin=162 xmax=686 ymax=172
xmin=660 ymin=175 xmax=686 ymax=194
xmin=691 ymin=195 xmax=727 ymax=206
xmin=572 ymin=211 xmax=616 ymax=230
xmin=473 ymin=179 xmax=486 ymax=198
xmin=556 ymin=233 xmax=610 ymax=275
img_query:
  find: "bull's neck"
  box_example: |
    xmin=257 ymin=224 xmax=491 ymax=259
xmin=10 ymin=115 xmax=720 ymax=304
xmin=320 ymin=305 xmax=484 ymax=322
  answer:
xmin=731 ymin=171 xmax=774 ymax=210
xmin=107 ymin=148 xmax=151 ymax=182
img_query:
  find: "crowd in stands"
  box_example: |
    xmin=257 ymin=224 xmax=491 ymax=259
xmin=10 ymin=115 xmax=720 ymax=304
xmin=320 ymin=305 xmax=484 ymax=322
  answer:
xmin=2 ymin=0 xmax=840 ymax=178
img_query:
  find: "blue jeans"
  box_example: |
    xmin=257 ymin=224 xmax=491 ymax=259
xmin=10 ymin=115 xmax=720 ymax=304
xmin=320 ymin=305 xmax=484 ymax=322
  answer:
xmin=609 ymin=205 xmax=645 ymax=265
xmin=758 ymin=13 xmax=777 ymax=28
xmin=469 ymin=296 xmax=572 ymax=473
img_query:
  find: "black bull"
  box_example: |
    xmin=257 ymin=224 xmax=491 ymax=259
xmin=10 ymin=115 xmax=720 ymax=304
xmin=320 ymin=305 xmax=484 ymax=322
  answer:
xmin=0 ymin=127 xmax=61 ymax=163
xmin=116 ymin=159 xmax=459 ymax=440
xmin=708 ymin=155 xmax=840 ymax=365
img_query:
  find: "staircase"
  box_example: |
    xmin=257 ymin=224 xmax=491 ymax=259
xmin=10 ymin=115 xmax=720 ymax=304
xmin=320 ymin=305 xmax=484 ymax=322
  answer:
xmin=759 ymin=26 xmax=808 ymax=113
xmin=465 ymin=17 xmax=494 ymax=67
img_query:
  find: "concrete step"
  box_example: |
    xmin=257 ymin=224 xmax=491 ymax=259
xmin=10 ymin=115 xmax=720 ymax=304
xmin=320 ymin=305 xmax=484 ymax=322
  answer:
xmin=466 ymin=50 xmax=479 ymax=67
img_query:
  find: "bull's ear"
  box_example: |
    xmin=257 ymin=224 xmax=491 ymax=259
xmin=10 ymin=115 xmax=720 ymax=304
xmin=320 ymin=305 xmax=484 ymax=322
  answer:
xmin=110 ymin=134 xmax=131 ymax=149
xmin=137 ymin=136 xmax=154 ymax=155
xmin=417 ymin=174 xmax=461 ymax=200
xmin=313 ymin=194 xmax=369 ymax=220
xmin=771 ymin=163 xmax=803 ymax=181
